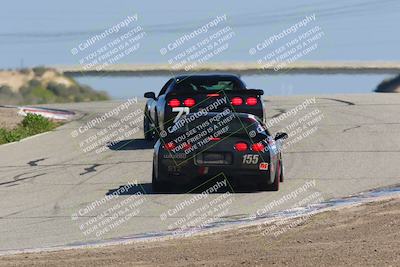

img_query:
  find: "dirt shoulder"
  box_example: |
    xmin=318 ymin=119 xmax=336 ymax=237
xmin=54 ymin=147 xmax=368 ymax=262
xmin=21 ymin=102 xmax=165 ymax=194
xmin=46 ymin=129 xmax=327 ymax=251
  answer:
xmin=0 ymin=108 xmax=22 ymax=129
xmin=1 ymin=198 xmax=399 ymax=267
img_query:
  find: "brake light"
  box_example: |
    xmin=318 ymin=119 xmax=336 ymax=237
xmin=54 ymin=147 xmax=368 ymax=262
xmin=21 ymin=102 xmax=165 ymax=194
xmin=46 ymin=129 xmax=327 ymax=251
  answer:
xmin=164 ymin=142 xmax=176 ymax=151
xmin=183 ymin=98 xmax=196 ymax=107
xmin=207 ymin=93 xmax=220 ymax=97
xmin=234 ymin=142 xmax=248 ymax=151
xmin=246 ymin=97 xmax=258 ymax=106
xmin=209 ymin=137 xmax=221 ymax=141
xmin=183 ymin=142 xmax=192 ymax=151
xmin=231 ymin=97 xmax=243 ymax=106
xmin=168 ymin=99 xmax=180 ymax=107
xmin=251 ymin=143 xmax=265 ymax=152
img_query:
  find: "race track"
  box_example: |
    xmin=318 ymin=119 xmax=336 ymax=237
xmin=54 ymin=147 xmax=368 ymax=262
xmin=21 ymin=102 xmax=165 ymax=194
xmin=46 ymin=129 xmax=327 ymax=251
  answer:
xmin=1 ymin=93 xmax=399 ymax=252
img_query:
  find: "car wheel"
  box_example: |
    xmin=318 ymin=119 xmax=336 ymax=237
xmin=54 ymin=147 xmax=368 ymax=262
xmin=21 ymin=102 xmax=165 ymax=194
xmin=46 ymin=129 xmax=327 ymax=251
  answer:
xmin=152 ymin=164 xmax=170 ymax=193
xmin=153 ymin=110 xmax=161 ymax=139
xmin=279 ymin=161 xmax=284 ymax=183
xmin=143 ymin=116 xmax=154 ymax=140
xmin=261 ymin=166 xmax=280 ymax=191
xmin=269 ymin=172 xmax=280 ymax=191
xmin=268 ymin=161 xmax=281 ymax=191
xmin=260 ymin=164 xmax=280 ymax=191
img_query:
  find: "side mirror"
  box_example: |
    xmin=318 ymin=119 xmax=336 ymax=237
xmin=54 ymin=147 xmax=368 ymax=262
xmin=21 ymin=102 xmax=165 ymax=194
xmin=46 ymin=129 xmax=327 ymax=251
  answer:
xmin=275 ymin=132 xmax=288 ymax=141
xmin=144 ymin=92 xmax=156 ymax=99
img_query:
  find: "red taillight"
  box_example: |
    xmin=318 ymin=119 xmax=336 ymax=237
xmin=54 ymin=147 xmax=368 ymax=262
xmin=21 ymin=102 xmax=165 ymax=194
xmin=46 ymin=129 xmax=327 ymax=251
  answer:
xmin=209 ymin=137 xmax=221 ymax=141
xmin=231 ymin=97 xmax=243 ymax=106
xmin=183 ymin=98 xmax=196 ymax=107
xmin=234 ymin=142 xmax=248 ymax=151
xmin=251 ymin=143 xmax=265 ymax=152
xmin=183 ymin=142 xmax=192 ymax=151
xmin=246 ymin=97 xmax=258 ymax=106
xmin=164 ymin=142 xmax=176 ymax=150
xmin=207 ymin=93 xmax=220 ymax=97
xmin=168 ymin=99 xmax=180 ymax=107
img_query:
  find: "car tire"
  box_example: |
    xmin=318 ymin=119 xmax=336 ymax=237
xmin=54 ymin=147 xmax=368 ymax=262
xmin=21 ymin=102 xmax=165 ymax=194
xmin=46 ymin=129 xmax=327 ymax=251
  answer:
xmin=260 ymin=164 xmax=280 ymax=191
xmin=279 ymin=161 xmax=284 ymax=183
xmin=268 ymin=161 xmax=281 ymax=191
xmin=143 ymin=116 xmax=154 ymax=140
xmin=268 ymin=173 xmax=280 ymax=191
xmin=152 ymin=109 xmax=161 ymax=139
xmin=152 ymin=164 xmax=170 ymax=193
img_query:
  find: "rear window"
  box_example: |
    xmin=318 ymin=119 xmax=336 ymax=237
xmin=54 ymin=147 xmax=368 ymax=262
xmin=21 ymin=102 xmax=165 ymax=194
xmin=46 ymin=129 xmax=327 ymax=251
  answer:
xmin=170 ymin=76 xmax=246 ymax=93
xmin=171 ymin=112 xmax=265 ymax=136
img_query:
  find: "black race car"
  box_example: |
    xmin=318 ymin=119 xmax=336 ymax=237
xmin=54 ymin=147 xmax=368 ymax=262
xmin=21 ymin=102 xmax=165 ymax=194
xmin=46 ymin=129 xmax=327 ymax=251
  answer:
xmin=143 ymin=74 xmax=265 ymax=140
xmin=152 ymin=111 xmax=287 ymax=192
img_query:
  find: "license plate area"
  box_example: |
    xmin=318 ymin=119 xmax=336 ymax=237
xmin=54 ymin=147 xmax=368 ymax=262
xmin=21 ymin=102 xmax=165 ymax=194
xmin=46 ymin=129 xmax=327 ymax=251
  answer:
xmin=195 ymin=152 xmax=232 ymax=165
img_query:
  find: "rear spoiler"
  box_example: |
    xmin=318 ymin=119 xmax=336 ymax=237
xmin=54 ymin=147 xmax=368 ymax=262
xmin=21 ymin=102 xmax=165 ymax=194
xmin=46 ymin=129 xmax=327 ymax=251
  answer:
xmin=167 ymin=89 xmax=264 ymax=97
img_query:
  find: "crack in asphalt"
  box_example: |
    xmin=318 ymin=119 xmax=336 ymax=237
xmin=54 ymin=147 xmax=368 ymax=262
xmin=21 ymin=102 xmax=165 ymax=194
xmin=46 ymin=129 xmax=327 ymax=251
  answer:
xmin=343 ymin=125 xmax=361 ymax=132
xmin=0 ymin=173 xmax=47 ymax=186
xmin=0 ymin=160 xmax=151 ymax=169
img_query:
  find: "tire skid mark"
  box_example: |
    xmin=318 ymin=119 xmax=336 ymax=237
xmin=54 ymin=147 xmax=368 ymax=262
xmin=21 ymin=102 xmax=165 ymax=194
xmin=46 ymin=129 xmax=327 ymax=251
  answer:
xmin=319 ymin=97 xmax=356 ymax=106
xmin=343 ymin=125 xmax=361 ymax=132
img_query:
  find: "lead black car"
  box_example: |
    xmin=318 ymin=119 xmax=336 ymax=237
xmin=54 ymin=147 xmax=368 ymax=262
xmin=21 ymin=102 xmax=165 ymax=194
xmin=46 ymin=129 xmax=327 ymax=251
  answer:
xmin=143 ymin=74 xmax=265 ymax=140
xmin=152 ymin=112 xmax=287 ymax=192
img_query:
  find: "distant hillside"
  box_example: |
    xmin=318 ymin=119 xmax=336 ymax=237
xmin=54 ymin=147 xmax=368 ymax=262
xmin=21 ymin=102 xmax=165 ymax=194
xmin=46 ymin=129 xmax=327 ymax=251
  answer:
xmin=375 ymin=75 xmax=400 ymax=93
xmin=0 ymin=67 xmax=109 ymax=105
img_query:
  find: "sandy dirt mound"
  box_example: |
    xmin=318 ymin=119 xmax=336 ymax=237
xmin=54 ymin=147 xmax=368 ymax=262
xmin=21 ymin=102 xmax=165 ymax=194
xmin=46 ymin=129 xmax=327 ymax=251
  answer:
xmin=0 ymin=69 xmax=74 ymax=92
xmin=0 ymin=71 xmax=34 ymax=92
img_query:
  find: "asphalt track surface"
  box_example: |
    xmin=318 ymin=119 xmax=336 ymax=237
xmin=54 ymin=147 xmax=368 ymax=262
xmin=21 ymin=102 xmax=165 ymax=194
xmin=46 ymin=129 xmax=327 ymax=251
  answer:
xmin=1 ymin=94 xmax=399 ymax=252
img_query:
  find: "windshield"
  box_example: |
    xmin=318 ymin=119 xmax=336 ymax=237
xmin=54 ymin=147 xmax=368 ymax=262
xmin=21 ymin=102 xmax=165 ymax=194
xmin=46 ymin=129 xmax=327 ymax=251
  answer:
xmin=171 ymin=76 xmax=246 ymax=92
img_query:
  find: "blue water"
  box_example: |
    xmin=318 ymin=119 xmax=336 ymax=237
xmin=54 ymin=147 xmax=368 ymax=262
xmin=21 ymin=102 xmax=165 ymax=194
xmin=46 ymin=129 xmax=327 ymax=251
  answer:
xmin=1 ymin=0 xmax=399 ymax=98
xmin=75 ymin=74 xmax=394 ymax=99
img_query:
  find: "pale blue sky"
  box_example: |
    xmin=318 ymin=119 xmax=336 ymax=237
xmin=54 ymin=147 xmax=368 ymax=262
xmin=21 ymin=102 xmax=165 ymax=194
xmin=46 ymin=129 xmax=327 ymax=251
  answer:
xmin=0 ymin=0 xmax=398 ymax=97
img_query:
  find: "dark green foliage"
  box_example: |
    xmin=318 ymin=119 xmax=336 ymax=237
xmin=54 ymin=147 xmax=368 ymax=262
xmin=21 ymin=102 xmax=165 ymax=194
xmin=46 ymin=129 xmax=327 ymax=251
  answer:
xmin=19 ymin=68 xmax=31 ymax=75
xmin=375 ymin=75 xmax=400 ymax=93
xmin=0 ymin=114 xmax=59 ymax=144
xmin=0 ymin=86 xmax=23 ymax=104
xmin=32 ymin=66 xmax=48 ymax=77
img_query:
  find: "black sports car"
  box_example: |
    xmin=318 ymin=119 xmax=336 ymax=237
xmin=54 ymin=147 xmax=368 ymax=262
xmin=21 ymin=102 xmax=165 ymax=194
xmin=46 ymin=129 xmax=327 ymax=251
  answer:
xmin=152 ymin=111 xmax=287 ymax=192
xmin=143 ymin=74 xmax=265 ymax=140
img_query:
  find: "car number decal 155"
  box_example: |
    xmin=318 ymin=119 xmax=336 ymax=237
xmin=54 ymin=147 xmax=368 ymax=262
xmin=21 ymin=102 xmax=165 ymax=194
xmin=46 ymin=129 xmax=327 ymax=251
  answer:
xmin=242 ymin=154 xmax=259 ymax=164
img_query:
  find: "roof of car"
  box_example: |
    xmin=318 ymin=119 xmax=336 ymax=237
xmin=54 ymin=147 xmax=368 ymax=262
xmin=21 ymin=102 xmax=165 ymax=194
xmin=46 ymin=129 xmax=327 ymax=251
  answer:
xmin=173 ymin=74 xmax=241 ymax=80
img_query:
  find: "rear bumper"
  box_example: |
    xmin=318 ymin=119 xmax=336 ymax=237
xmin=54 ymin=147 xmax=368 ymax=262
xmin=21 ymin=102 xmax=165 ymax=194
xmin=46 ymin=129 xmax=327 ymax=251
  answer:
xmin=157 ymin=158 xmax=272 ymax=186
